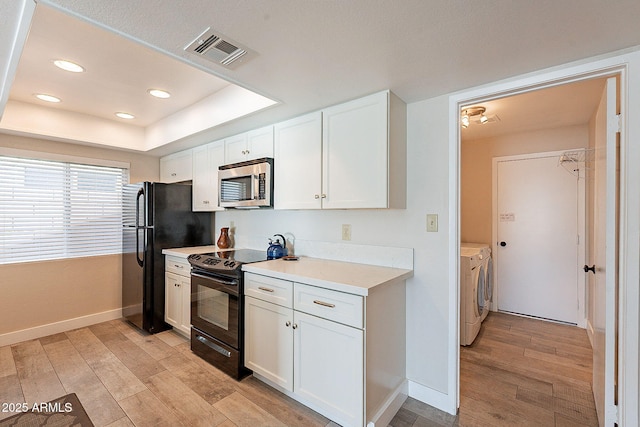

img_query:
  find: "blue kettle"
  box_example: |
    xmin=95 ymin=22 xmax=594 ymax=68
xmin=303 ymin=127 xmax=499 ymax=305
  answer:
xmin=267 ymin=234 xmax=287 ymax=259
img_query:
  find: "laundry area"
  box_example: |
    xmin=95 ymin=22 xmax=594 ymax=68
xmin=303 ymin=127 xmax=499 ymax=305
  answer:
xmin=458 ymin=75 xmax=618 ymax=424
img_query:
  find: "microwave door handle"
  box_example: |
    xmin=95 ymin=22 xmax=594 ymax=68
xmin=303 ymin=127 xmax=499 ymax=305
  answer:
xmin=253 ymin=174 xmax=259 ymax=200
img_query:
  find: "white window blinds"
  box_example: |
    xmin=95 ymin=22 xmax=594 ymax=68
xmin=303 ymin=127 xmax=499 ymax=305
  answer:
xmin=0 ymin=155 xmax=127 ymax=264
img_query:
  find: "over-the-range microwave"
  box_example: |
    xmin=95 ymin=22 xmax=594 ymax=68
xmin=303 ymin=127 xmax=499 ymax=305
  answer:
xmin=218 ymin=157 xmax=274 ymax=208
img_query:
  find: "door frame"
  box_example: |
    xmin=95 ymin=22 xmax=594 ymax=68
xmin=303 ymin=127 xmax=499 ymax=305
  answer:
xmin=447 ymin=50 xmax=640 ymax=424
xmin=491 ymin=151 xmax=587 ymax=327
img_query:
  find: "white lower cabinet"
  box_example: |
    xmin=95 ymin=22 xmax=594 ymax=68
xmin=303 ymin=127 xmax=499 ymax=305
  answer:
xmin=244 ymin=295 xmax=294 ymax=390
xmin=294 ymin=310 xmax=363 ymax=426
xmin=244 ymin=271 xmax=401 ymax=427
xmin=165 ymin=256 xmax=191 ymax=336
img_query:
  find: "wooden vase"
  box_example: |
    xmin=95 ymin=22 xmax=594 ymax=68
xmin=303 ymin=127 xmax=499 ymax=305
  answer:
xmin=217 ymin=227 xmax=230 ymax=249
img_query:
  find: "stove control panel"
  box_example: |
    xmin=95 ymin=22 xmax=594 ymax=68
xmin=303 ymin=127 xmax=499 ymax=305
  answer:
xmin=187 ymin=253 xmax=238 ymax=272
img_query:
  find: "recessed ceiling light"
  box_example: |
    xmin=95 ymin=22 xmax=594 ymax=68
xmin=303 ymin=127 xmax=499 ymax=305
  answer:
xmin=35 ymin=93 xmax=61 ymax=103
xmin=147 ymin=89 xmax=171 ymax=99
xmin=53 ymin=59 xmax=85 ymax=73
xmin=115 ymin=112 xmax=135 ymax=120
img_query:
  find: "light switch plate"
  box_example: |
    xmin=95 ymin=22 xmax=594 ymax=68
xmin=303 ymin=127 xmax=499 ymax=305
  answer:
xmin=426 ymin=214 xmax=438 ymax=232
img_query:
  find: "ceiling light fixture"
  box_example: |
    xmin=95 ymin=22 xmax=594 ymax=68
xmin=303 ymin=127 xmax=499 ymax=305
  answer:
xmin=115 ymin=112 xmax=135 ymax=119
xmin=53 ymin=59 xmax=85 ymax=73
xmin=35 ymin=93 xmax=61 ymax=103
xmin=460 ymin=106 xmax=488 ymax=128
xmin=147 ymin=89 xmax=171 ymax=99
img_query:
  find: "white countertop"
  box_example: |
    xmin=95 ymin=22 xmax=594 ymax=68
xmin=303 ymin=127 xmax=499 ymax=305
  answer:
xmin=242 ymin=256 xmax=413 ymax=296
xmin=162 ymin=245 xmax=228 ymax=258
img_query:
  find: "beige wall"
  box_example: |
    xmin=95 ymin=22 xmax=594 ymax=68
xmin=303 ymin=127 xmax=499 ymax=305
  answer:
xmin=0 ymin=133 xmax=159 ymax=337
xmin=461 ymin=125 xmax=589 ymax=244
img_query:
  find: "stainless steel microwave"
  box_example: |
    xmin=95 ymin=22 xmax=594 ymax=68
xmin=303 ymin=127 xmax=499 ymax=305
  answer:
xmin=218 ymin=158 xmax=273 ymax=208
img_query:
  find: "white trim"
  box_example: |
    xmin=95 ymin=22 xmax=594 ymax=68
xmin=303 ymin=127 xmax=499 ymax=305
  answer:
xmin=366 ymin=380 xmax=408 ymax=427
xmin=0 ymin=0 xmax=35 ymax=115
xmin=449 ymin=48 xmax=639 ymax=426
xmin=491 ymin=150 xmax=587 ymax=328
xmin=0 ymin=146 xmax=131 ymax=169
xmin=408 ymin=380 xmax=454 ymax=414
xmin=0 ymin=308 xmax=122 ymax=347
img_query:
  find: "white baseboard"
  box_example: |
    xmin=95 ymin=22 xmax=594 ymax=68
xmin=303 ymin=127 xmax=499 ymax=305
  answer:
xmin=0 ymin=308 xmax=122 ymax=347
xmin=408 ymin=380 xmax=457 ymax=415
xmin=367 ymin=380 xmax=408 ymax=427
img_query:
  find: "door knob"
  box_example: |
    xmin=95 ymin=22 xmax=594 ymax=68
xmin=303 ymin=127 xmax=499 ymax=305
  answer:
xmin=499 ymin=241 xmax=507 ymax=247
xmin=583 ymin=265 xmax=596 ymax=274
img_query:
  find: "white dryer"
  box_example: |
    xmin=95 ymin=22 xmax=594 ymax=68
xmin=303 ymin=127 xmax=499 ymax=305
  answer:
xmin=460 ymin=249 xmax=485 ymax=346
xmin=462 ymin=243 xmax=492 ymax=321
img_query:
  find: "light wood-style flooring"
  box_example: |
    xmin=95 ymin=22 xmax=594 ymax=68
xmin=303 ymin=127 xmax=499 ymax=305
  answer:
xmin=0 ymin=312 xmax=598 ymax=427
xmin=389 ymin=311 xmax=599 ymax=427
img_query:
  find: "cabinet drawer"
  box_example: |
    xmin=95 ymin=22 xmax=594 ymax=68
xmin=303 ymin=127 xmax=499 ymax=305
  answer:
xmin=166 ymin=256 xmax=190 ymax=277
xmin=294 ymin=283 xmax=363 ymax=328
xmin=245 ymin=273 xmax=293 ymax=308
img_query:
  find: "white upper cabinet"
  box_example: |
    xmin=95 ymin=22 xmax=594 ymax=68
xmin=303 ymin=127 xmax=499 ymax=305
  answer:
xmin=322 ymin=91 xmax=390 ymax=209
xmin=160 ymin=149 xmax=193 ymax=183
xmin=225 ymin=125 xmax=274 ymax=164
xmin=192 ymin=140 xmax=225 ymax=211
xmin=274 ymin=112 xmax=323 ymax=210
xmin=274 ymin=90 xmax=406 ymax=210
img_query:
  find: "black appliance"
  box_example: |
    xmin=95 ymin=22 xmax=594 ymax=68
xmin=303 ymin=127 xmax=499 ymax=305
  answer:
xmin=187 ymin=249 xmax=269 ymax=379
xmin=122 ymin=182 xmax=212 ymax=334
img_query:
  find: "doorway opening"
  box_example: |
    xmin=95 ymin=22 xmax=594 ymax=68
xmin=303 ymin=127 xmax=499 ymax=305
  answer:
xmin=455 ymin=71 xmax=620 ymax=425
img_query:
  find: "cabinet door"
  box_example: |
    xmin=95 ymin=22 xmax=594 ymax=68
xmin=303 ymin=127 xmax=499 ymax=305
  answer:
xmin=224 ymin=133 xmax=249 ymax=164
xmin=274 ymin=112 xmax=322 ymax=209
xmin=160 ymin=149 xmax=193 ymax=183
xmin=293 ymin=311 xmax=364 ymax=427
xmin=165 ymin=272 xmax=182 ymax=329
xmin=192 ymin=141 xmax=225 ymax=211
xmin=247 ymin=125 xmax=274 ymax=160
xmin=245 ymin=296 xmax=294 ymax=391
xmin=322 ymin=91 xmax=389 ymax=208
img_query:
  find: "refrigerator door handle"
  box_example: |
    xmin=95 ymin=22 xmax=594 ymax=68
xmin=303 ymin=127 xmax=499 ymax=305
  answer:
xmin=135 ymin=187 xmax=145 ymax=267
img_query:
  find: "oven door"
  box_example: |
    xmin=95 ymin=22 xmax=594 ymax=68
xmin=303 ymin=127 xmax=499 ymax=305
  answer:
xmin=191 ymin=270 xmax=240 ymax=349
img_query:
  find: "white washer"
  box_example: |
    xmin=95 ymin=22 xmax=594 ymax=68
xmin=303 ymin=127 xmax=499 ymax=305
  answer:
xmin=462 ymin=243 xmax=492 ymax=321
xmin=460 ymin=249 xmax=485 ymax=346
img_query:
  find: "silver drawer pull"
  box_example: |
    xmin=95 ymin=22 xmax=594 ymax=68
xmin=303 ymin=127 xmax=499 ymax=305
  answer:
xmin=313 ymin=300 xmax=335 ymax=308
xmin=174 ymin=264 xmax=183 ymax=268
xmin=258 ymin=286 xmax=274 ymax=293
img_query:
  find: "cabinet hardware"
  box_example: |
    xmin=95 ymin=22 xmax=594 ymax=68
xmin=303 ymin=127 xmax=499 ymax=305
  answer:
xmin=292 ymin=323 xmax=298 ymax=329
xmin=203 ymin=200 xmax=209 ymax=204
xmin=171 ymin=172 xmax=177 ymax=176
xmin=174 ymin=264 xmax=183 ymax=268
xmin=314 ymin=194 xmax=320 ymax=199
xmin=313 ymin=300 xmax=335 ymax=308
xmin=321 ymin=194 xmax=327 ymax=198
xmin=258 ymin=286 xmax=274 ymax=293
xmin=285 ymin=321 xmax=291 ymax=327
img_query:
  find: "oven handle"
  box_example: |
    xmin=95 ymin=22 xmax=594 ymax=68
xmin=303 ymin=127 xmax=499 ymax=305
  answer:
xmin=194 ymin=332 xmax=231 ymax=358
xmin=191 ymin=271 xmax=239 ymax=287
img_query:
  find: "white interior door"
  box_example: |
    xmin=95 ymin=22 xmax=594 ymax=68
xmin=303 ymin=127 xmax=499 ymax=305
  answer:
xmin=495 ymin=153 xmax=580 ymax=324
xmin=592 ymin=76 xmax=619 ymax=426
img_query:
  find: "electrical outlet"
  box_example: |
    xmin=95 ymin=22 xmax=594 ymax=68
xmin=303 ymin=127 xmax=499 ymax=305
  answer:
xmin=426 ymin=214 xmax=438 ymax=232
xmin=342 ymin=224 xmax=352 ymax=241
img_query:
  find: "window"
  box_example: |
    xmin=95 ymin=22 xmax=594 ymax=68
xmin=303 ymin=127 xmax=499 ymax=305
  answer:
xmin=0 ymin=154 xmax=128 ymax=264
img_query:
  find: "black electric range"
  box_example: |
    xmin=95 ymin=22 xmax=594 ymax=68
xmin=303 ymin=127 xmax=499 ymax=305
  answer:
xmin=186 ymin=249 xmax=268 ymax=379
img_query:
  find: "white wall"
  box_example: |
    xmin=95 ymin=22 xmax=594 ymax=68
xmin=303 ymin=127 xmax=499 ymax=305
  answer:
xmin=215 ymin=94 xmax=453 ymax=394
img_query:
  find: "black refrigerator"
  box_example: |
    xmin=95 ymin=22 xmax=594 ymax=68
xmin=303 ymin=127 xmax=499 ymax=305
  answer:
xmin=122 ymin=182 xmax=212 ymax=334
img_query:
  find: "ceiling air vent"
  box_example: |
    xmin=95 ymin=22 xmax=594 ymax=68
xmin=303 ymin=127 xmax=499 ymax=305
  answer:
xmin=185 ymin=28 xmax=252 ymax=68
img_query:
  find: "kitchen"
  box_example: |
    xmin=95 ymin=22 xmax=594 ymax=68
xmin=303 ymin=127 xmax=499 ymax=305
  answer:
xmin=2 ymin=1 xmax=640 ymax=427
